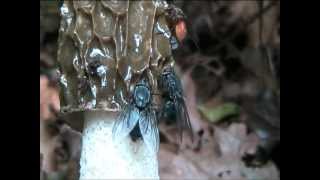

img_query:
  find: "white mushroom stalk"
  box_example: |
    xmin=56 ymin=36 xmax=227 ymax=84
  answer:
xmin=80 ymin=111 xmax=159 ymax=179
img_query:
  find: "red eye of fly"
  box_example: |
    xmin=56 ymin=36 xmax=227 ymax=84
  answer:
xmin=175 ymin=20 xmax=187 ymax=42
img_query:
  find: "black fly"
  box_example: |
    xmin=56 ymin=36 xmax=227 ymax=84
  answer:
xmin=158 ymin=68 xmax=193 ymax=142
xmin=112 ymin=79 xmax=159 ymax=154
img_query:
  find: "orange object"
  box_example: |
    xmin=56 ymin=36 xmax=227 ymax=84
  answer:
xmin=175 ymin=20 xmax=187 ymax=42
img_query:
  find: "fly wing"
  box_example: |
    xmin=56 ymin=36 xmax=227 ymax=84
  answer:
xmin=176 ymin=97 xmax=193 ymax=142
xmin=112 ymin=104 xmax=140 ymax=143
xmin=139 ymin=109 xmax=159 ymax=154
xmin=172 ymin=71 xmax=193 ymax=142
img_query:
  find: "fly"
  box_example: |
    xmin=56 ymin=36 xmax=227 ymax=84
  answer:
xmin=158 ymin=68 xmax=193 ymax=142
xmin=112 ymin=79 xmax=159 ymax=154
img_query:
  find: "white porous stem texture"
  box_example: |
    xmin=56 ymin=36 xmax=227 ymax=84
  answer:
xmin=80 ymin=111 xmax=159 ymax=179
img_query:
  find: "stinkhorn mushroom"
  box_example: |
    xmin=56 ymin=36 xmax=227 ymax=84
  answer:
xmin=57 ymin=0 xmax=191 ymax=179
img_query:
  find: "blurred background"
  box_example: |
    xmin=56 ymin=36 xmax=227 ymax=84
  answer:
xmin=40 ymin=1 xmax=280 ymax=179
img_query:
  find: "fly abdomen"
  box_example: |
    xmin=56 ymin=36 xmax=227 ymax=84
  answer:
xmin=129 ymin=123 xmax=142 ymax=142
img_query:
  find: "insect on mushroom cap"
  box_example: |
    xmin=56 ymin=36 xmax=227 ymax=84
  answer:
xmin=133 ymin=83 xmax=151 ymax=109
xmin=175 ymin=20 xmax=187 ymax=42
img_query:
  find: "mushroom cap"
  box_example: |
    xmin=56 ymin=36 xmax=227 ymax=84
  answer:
xmin=57 ymin=0 xmax=175 ymax=131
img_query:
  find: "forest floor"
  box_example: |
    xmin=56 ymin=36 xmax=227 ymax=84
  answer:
xmin=40 ymin=1 xmax=280 ymax=180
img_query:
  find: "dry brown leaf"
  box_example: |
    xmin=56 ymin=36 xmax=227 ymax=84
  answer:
xmin=40 ymin=75 xmax=60 ymax=121
xmin=159 ymin=71 xmax=279 ymax=180
xmin=159 ymin=123 xmax=279 ymax=180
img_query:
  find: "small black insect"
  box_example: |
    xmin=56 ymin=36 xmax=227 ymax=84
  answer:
xmin=87 ymin=60 xmax=107 ymax=78
xmin=86 ymin=60 xmax=108 ymax=87
xmin=112 ymin=79 xmax=159 ymax=154
xmin=159 ymin=68 xmax=193 ymax=142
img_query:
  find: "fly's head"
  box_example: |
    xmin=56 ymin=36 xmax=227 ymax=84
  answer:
xmin=133 ymin=80 xmax=151 ymax=110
